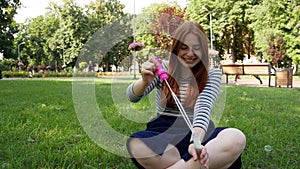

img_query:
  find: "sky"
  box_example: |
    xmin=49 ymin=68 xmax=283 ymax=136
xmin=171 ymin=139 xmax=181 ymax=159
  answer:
xmin=14 ymin=0 xmax=187 ymax=23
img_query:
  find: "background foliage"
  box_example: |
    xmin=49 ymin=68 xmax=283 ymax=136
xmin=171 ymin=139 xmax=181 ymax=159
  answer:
xmin=0 ymin=0 xmax=299 ymax=72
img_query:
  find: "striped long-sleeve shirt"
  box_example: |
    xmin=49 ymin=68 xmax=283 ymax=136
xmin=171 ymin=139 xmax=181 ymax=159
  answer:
xmin=126 ymin=65 xmax=222 ymax=132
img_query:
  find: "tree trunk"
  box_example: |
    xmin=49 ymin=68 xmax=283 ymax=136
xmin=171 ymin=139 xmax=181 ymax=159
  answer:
xmin=105 ymin=56 xmax=110 ymax=72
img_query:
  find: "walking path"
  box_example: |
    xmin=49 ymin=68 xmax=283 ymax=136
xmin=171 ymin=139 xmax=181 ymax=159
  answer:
xmin=222 ymin=75 xmax=300 ymax=88
xmin=1 ymin=74 xmax=299 ymax=88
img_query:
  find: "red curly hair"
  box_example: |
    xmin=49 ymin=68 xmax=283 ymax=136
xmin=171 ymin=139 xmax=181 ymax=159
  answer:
xmin=161 ymin=21 xmax=209 ymax=109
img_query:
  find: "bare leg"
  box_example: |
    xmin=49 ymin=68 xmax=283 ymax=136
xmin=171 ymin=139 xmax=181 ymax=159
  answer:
xmin=128 ymin=128 xmax=246 ymax=169
xmin=234 ymin=75 xmax=240 ymax=85
xmin=128 ymin=138 xmax=182 ymax=169
xmin=205 ymin=128 xmax=246 ymax=169
xmin=167 ymin=159 xmax=203 ymax=169
xmin=167 ymin=128 xmax=245 ymax=169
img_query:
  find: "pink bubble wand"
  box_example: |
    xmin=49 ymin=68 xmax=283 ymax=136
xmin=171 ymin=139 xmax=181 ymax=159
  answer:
xmin=152 ymin=56 xmax=203 ymax=150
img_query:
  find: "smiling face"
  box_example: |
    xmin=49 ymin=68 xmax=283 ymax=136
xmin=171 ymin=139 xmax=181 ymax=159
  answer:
xmin=177 ymin=33 xmax=202 ymax=68
xmin=168 ymin=21 xmax=209 ymax=77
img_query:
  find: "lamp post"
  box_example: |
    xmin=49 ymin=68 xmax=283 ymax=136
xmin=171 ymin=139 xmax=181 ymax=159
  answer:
xmin=18 ymin=42 xmax=25 ymax=71
xmin=202 ymin=7 xmax=217 ymax=68
xmin=133 ymin=0 xmax=137 ymax=79
xmin=202 ymin=7 xmax=213 ymax=50
xmin=209 ymin=12 xmax=213 ymax=50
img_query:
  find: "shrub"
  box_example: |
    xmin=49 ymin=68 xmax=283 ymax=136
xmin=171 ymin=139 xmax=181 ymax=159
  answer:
xmin=2 ymin=71 xmax=29 ymax=78
xmin=0 ymin=62 xmax=9 ymax=71
xmin=79 ymin=62 xmax=88 ymax=71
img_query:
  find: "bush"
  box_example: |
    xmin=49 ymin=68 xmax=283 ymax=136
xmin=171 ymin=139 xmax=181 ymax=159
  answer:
xmin=0 ymin=71 xmax=131 ymax=78
xmin=33 ymin=72 xmax=43 ymax=78
xmin=79 ymin=62 xmax=88 ymax=71
xmin=0 ymin=62 xmax=9 ymax=71
xmin=73 ymin=72 xmax=95 ymax=77
xmin=2 ymin=71 xmax=29 ymax=78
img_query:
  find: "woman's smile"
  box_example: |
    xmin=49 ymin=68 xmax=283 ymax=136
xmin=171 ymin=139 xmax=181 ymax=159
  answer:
xmin=178 ymin=33 xmax=202 ymax=68
xmin=181 ymin=56 xmax=198 ymax=64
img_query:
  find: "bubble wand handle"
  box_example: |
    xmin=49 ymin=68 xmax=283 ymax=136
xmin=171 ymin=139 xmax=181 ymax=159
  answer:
xmin=152 ymin=56 xmax=168 ymax=81
xmin=152 ymin=56 xmax=202 ymax=150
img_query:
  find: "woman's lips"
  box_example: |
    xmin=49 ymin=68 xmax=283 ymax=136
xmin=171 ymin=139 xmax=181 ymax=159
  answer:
xmin=182 ymin=57 xmax=197 ymax=64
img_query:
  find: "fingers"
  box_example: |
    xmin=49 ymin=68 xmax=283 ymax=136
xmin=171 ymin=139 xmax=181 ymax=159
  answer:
xmin=141 ymin=65 xmax=155 ymax=77
xmin=141 ymin=65 xmax=154 ymax=75
xmin=189 ymin=144 xmax=209 ymax=169
xmin=140 ymin=59 xmax=158 ymax=84
xmin=200 ymin=147 xmax=209 ymax=168
xmin=200 ymin=146 xmax=207 ymax=159
xmin=192 ymin=149 xmax=198 ymax=161
xmin=141 ymin=59 xmax=157 ymax=74
xmin=188 ymin=144 xmax=198 ymax=161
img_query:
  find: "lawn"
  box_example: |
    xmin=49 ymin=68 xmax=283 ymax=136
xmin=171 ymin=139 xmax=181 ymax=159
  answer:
xmin=0 ymin=78 xmax=299 ymax=168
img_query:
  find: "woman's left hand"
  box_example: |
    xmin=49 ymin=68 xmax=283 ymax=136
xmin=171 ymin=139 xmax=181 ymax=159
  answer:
xmin=188 ymin=143 xmax=209 ymax=169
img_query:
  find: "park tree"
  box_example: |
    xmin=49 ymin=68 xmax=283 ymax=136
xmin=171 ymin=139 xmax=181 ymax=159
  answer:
xmin=130 ymin=12 xmax=157 ymax=66
xmin=15 ymin=15 xmax=59 ymax=69
xmin=14 ymin=0 xmax=128 ymax=72
xmin=83 ymin=0 xmax=128 ymax=72
xmin=0 ymin=0 xmax=21 ymax=58
xmin=132 ymin=3 xmax=170 ymax=64
xmin=14 ymin=0 xmax=86 ymax=71
xmin=247 ymin=0 xmax=300 ymax=70
xmin=152 ymin=6 xmax=186 ymax=58
xmin=85 ymin=0 xmax=125 ymax=35
xmin=188 ymin=0 xmax=255 ymax=61
xmin=134 ymin=2 xmax=186 ymax=62
xmin=46 ymin=0 xmax=89 ymax=70
xmin=268 ymin=35 xmax=286 ymax=68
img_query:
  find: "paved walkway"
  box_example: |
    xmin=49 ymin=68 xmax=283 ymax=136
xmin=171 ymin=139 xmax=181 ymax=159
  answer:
xmin=1 ymin=74 xmax=299 ymax=88
xmin=222 ymin=75 xmax=300 ymax=88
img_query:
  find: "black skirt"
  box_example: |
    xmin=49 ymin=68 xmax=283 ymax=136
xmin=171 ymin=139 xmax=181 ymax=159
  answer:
xmin=127 ymin=115 xmax=241 ymax=169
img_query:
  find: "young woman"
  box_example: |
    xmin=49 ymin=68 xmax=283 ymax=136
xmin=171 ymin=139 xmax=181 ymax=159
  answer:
xmin=126 ymin=21 xmax=246 ymax=169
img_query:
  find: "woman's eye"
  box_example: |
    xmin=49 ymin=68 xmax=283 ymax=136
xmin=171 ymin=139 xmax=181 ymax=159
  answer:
xmin=193 ymin=45 xmax=201 ymax=50
xmin=181 ymin=45 xmax=188 ymax=50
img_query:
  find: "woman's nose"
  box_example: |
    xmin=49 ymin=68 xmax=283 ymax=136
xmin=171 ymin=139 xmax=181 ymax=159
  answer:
xmin=187 ymin=47 xmax=194 ymax=56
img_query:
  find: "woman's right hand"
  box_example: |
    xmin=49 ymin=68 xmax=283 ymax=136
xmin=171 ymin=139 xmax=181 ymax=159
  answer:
xmin=141 ymin=58 xmax=158 ymax=85
xmin=132 ymin=58 xmax=159 ymax=96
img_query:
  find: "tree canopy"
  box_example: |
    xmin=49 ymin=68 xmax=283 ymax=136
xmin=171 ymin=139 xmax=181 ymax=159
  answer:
xmin=13 ymin=0 xmax=127 ymax=71
xmin=0 ymin=0 xmax=21 ymax=57
xmin=188 ymin=0 xmax=300 ymax=67
xmin=1 ymin=0 xmax=300 ymax=72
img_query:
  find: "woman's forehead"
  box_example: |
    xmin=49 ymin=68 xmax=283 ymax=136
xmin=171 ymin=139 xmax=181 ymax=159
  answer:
xmin=182 ymin=33 xmax=201 ymax=46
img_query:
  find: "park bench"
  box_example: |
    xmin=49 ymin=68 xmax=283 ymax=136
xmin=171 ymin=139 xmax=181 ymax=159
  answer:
xmin=221 ymin=63 xmax=275 ymax=87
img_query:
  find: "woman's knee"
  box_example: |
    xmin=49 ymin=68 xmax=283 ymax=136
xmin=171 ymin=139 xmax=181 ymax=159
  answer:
xmin=232 ymin=128 xmax=246 ymax=148
xmin=127 ymin=138 xmax=157 ymax=159
xmin=127 ymin=139 xmax=181 ymax=169
xmin=224 ymin=128 xmax=246 ymax=155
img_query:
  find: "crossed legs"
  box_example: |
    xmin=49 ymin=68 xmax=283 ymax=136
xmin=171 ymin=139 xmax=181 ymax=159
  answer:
xmin=127 ymin=128 xmax=246 ymax=169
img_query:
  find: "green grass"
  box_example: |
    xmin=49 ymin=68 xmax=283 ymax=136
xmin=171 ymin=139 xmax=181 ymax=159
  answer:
xmin=0 ymin=78 xmax=299 ymax=168
xmin=222 ymin=86 xmax=300 ymax=168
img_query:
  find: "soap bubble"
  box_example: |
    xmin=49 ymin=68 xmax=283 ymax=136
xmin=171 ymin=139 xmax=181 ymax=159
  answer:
xmin=264 ymin=145 xmax=273 ymax=152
